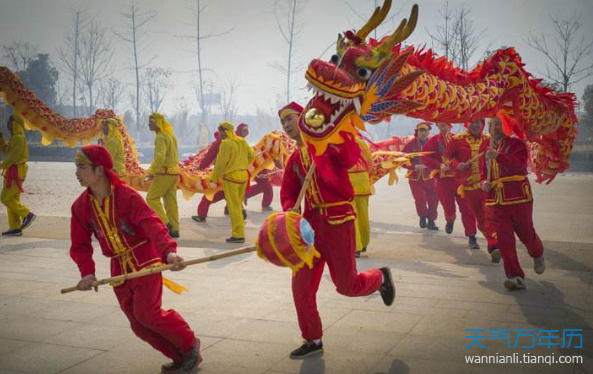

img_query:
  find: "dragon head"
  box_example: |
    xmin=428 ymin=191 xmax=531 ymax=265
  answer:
xmin=299 ymin=0 xmax=423 ymax=155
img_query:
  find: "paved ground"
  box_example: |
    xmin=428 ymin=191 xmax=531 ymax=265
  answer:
xmin=0 ymin=163 xmax=592 ymax=374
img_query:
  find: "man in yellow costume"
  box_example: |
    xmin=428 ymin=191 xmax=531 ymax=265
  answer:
xmin=0 ymin=114 xmax=36 ymax=236
xmin=102 ymin=119 xmax=126 ymax=178
xmin=145 ymin=113 xmax=180 ymax=239
xmin=348 ymin=136 xmax=373 ymax=258
xmin=210 ymin=122 xmax=254 ymax=243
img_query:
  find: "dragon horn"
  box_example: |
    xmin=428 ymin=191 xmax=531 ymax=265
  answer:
xmin=355 ymin=0 xmax=393 ymax=41
xmin=375 ymin=4 xmax=419 ymax=55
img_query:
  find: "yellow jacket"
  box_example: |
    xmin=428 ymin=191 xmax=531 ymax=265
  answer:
xmin=348 ymin=136 xmax=373 ymax=196
xmin=148 ymin=131 xmax=179 ymax=175
xmin=211 ymin=137 xmax=255 ymax=183
xmin=0 ymin=117 xmax=28 ymax=179
xmin=103 ymin=119 xmax=126 ymax=177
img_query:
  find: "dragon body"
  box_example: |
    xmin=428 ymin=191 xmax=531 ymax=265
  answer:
xmin=299 ymin=0 xmax=577 ymax=183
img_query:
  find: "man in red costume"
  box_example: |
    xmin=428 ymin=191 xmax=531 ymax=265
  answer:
xmin=279 ymin=102 xmax=395 ymax=358
xmin=69 ymin=145 xmax=201 ymax=373
xmin=402 ymin=122 xmax=438 ymax=231
xmin=480 ymin=115 xmax=545 ymax=290
xmin=422 ymin=122 xmax=477 ymax=246
xmin=443 ymin=119 xmax=497 ymax=252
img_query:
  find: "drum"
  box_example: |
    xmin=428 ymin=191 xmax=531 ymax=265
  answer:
xmin=256 ymin=211 xmax=318 ymax=274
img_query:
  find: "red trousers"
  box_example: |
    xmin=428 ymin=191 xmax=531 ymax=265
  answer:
xmin=408 ymin=179 xmax=438 ymax=221
xmin=292 ymin=211 xmax=383 ymax=340
xmin=114 ymin=273 xmax=196 ymax=361
xmin=245 ymin=176 xmax=274 ymax=207
xmin=437 ymin=177 xmax=476 ymax=236
xmin=464 ymin=189 xmax=497 ymax=250
xmin=487 ymin=202 xmax=544 ymax=278
xmin=197 ymin=191 xmax=225 ymax=217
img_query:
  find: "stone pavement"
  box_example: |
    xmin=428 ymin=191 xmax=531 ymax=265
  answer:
xmin=0 ymin=230 xmax=591 ymax=374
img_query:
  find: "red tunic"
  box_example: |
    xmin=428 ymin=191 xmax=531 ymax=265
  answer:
xmin=479 ymin=137 xmax=532 ymax=206
xmin=281 ymin=146 xmax=356 ymax=224
xmin=402 ymin=137 xmax=431 ymax=181
xmin=70 ymin=183 xmax=177 ymax=278
xmin=421 ymin=133 xmax=456 ymax=179
xmin=443 ymin=131 xmax=489 ymax=191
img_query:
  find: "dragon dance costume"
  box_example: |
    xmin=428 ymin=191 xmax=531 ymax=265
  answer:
xmin=69 ymin=145 xmax=197 ymax=364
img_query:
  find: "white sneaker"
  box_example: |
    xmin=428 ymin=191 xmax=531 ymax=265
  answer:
xmin=490 ymin=248 xmax=501 ymax=264
xmin=533 ymin=256 xmax=546 ymax=275
xmin=504 ymin=276 xmax=526 ymax=290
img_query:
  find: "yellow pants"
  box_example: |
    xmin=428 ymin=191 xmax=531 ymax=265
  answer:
xmin=352 ymin=195 xmax=370 ymax=253
xmin=1 ymin=178 xmax=30 ymax=230
xmin=146 ymin=174 xmax=179 ymax=231
xmin=223 ymin=179 xmax=247 ymax=238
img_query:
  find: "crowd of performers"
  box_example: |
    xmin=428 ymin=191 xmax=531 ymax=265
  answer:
xmin=0 ymin=101 xmax=545 ymax=372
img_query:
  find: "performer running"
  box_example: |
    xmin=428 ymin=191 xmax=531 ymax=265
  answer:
xmin=102 ymin=118 xmax=126 ymax=178
xmin=279 ymin=102 xmax=395 ymax=358
xmin=349 ymin=135 xmax=373 ymax=257
xmin=402 ymin=122 xmax=438 ymax=230
xmin=443 ymin=119 xmax=497 ymax=251
xmin=210 ymin=122 xmax=255 ymax=243
xmin=0 ymin=114 xmax=36 ymax=236
xmin=70 ymin=145 xmax=201 ymax=373
xmin=480 ymin=115 xmax=545 ymax=290
xmin=422 ymin=123 xmax=477 ymax=246
xmin=145 ymin=113 xmax=180 ymax=238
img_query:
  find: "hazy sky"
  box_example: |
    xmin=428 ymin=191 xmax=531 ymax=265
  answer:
xmin=1 ymin=0 xmax=592 ymax=118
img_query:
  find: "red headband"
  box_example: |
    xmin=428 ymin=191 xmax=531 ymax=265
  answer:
xmin=80 ymin=145 xmax=124 ymax=186
xmin=278 ymin=102 xmax=304 ymax=118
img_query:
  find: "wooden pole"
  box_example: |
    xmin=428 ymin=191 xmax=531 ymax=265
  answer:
xmin=62 ymin=157 xmax=318 ymax=294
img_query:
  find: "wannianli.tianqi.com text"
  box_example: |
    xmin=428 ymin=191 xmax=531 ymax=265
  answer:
xmin=465 ymin=353 xmax=583 ymax=365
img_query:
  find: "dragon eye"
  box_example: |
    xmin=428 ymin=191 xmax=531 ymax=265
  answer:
xmin=356 ymin=67 xmax=373 ymax=80
xmin=330 ymin=54 xmax=340 ymax=64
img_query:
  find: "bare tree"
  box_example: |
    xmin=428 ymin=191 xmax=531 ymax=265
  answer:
xmin=59 ymin=9 xmax=86 ymax=117
xmin=452 ymin=5 xmax=483 ymax=71
xmin=428 ymin=3 xmax=486 ymax=70
xmin=143 ymin=67 xmax=171 ymax=113
xmin=79 ymin=21 xmax=113 ymax=115
xmin=2 ymin=41 xmax=38 ymax=72
xmin=528 ymin=12 xmax=593 ymax=92
xmin=273 ymin=0 xmax=307 ymax=103
xmin=99 ymin=78 xmax=124 ymax=112
xmin=175 ymin=0 xmax=233 ymax=123
xmin=114 ymin=5 xmax=156 ymax=132
xmin=427 ymin=1 xmax=458 ymax=62
xmin=220 ymin=78 xmax=240 ymax=122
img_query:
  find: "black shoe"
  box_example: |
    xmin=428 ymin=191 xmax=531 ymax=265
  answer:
xmin=169 ymin=231 xmax=180 ymax=239
xmin=468 ymin=235 xmax=479 ymax=249
xmin=419 ymin=217 xmax=427 ymax=228
xmin=226 ymin=237 xmax=245 ymax=243
xmin=445 ymin=221 xmax=454 ymax=234
xmin=181 ymin=339 xmax=203 ymax=372
xmin=243 ymin=209 xmax=247 ymax=219
xmin=191 ymin=215 xmax=206 ymax=223
xmin=224 ymin=206 xmax=229 ymax=216
xmin=161 ymin=361 xmax=183 ymax=374
xmin=362 ymin=247 xmax=367 ymax=253
xmin=2 ymin=229 xmax=22 ymax=236
xmin=355 ymin=251 xmax=361 ymax=258
xmin=379 ymin=267 xmax=395 ymax=306
xmin=262 ymin=206 xmax=274 ymax=212
xmin=427 ymin=220 xmax=439 ymax=231
xmin=290 ymin=340 xmax=323 ymax=359
xmin=21 ymin=212 xmax=36 ymax=230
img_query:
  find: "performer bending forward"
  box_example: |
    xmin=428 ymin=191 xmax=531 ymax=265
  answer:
xmin=69 ymin=145 xmax=201 ymax=373
xmin=279 ymin=102 xmax=395 ymax=358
